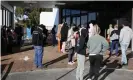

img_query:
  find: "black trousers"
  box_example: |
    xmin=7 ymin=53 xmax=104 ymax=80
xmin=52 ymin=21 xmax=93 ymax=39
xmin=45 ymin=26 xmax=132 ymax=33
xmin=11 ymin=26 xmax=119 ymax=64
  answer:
xmin=89 ymin=55 xmax=103 ymax=79
xmin=68 ymin=47 xmax=75 ymax=62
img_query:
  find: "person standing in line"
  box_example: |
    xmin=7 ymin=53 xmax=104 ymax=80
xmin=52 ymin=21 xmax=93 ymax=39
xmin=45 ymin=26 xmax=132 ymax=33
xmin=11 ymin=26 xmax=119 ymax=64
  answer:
xmin=119 ymin=21 xmax=133 ymax=66
xmin=87 ymin=24 xmax=109 ymax=80
xmin=88 ymin=23 xmax=94 ymax=38
xmin=56 ymin=24 xmax=63 ymax=53
xmin=110 ymin=24 xmax=120 ymax=56
xmin=32 ymin=25 xmax=46 ymax=69
xmin=60 ymin=22 xmax=69 ymax=53
xmin=51 ymin=25 xmax=57 ymax=46
xmin=76 ymin=25 xmax=87 ymax=80
xmin=107 ymin=24 xmax=114 ymax=49
xmin=67 ymin=25 xmax=77 ymax=65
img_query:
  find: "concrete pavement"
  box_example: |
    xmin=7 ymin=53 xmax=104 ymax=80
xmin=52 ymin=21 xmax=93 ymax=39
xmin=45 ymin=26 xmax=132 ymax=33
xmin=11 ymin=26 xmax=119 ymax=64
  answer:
xmin=3 ymin=61 xmax=133 ymax=80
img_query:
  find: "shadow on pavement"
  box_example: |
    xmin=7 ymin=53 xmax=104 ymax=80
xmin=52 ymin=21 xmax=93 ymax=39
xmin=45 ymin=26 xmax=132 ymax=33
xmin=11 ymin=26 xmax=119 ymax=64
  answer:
xmin=43 ymin=54 xmax=68 ymax=67
xmin=2 ymin=62 xmax=14 ymax=80
xmin=99 ymin=60 xmax=121 ymax=80
xmin=56 ymin=67 xmax=77 ymax=80
xmin=84 ymin=57 xmax=122 ymax=80
xmin=1 ymin=58 xmax=11 ymax=62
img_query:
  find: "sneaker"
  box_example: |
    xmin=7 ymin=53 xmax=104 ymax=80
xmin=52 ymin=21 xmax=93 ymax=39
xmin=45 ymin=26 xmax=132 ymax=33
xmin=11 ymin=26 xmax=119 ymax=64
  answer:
xmin=87 ymin=78 xmax=92 ymax=80
xmin=68 ymin=62 xmax=73 ymax=65
xmin=72 ymin=61 xmax=75 ymax=64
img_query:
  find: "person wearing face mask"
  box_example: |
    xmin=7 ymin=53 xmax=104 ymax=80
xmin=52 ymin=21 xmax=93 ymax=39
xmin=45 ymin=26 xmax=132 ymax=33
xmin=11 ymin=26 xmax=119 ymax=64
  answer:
xmin=110 ymin=24 xmax=120 ymax=56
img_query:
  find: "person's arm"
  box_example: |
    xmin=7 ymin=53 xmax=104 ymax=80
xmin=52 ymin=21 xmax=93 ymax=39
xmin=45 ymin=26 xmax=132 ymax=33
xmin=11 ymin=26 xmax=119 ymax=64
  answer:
xmin=87 ymin=39 xmax=90 ymax=53
xmin=119 ymin=29 xmax=124 ymax=43
xmin=101 ymin=37 xmax=109 ymax=53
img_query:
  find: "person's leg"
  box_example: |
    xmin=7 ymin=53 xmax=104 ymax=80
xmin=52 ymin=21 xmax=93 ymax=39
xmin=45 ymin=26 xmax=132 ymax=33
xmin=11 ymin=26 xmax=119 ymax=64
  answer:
xmin=37 ymin=46 xmax=43 ymax=68
xmin=121 ymin=44 xmax=128 ymax=64
xmin=52 ymin=34 xmax=56 ymax=46
xmin=61 ymin=42 xmax=66 ymax=53
xmin=68 ymin=48 xmax=75 ymax=63
xmin=34 ymin=46 xmax=38 ymax=67
xmin=70 ymin=47 xmax=75 ymax=62
xmin=115 ymin=41 xmax=119 ymax=56
xmin=76 ymin=54 xmax=85 ymax=80
xmin=88 ymin=56 xmax=95 ymax=79
xmin=76 ymin=54 xmax=80 ymax=80
xmin=94 ymin=55 xmax=103 ymax=80
xmin=110 ymin=41 xmax=114 ymax=55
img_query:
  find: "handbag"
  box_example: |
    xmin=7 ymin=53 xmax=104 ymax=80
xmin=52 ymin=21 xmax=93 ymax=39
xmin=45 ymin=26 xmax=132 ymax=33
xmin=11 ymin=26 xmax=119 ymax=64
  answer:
xmin=65 ymin=40 xmax=72 ymax=50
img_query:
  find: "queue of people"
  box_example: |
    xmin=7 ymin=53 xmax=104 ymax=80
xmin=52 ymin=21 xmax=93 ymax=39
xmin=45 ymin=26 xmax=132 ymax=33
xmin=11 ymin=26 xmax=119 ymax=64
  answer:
xmin=53 ymin=20 xmax=133 ymax=80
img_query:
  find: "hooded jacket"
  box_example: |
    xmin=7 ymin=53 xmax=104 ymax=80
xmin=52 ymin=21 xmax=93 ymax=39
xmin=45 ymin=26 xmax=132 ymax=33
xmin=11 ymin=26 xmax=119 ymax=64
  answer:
xmin=76 ymin=28 xmax=87 ymax=55
xmin=119 ymin=26 xmax=133 ymax=44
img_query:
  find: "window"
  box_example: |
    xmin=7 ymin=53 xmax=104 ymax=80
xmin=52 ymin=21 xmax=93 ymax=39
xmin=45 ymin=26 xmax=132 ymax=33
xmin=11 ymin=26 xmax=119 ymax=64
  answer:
xmin=77 ymin=17 xmax=80 ymax=27
xmin=81 ymin=11 xmax=88 ymax=14
xmin=71 ymin=10 xmax=80 ymax=15
xmin=66 ymin=9 xmax=70 ymax=16
xmin=6 ymin=10 xmax=8 ymax=26
xmin=62 ymin=9 xmax=65 ymax=16
xmin=3 ymin=9 xmax=5 ymax=26
xmin=62 ymin=17 xmax=65 ymax=23
xmin=88 ymin=12 xmax=96 ymax=22
xmin=72 ymin=17 xmax=76 ymax=25
xmin=81 ymin=15 xmax=87 ymax=27
xmin=66 ymin=17 xmax=70 ymax=27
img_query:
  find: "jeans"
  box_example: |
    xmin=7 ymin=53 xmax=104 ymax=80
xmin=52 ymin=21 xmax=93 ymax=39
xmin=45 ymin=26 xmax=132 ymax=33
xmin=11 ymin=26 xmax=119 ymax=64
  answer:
xmin=89 ymin=55 xmax=103 ymax=79
xmin=34 ymin=46 xmax=43 ymax=67
xmin=120 ymin=43 xmax=129 ymax=64
xmin=76 ymin=54 xmax=85 ymax=80
xmin=110 ymin=41 xmax=119 ymax=55
xmin=68 ymin=47 xmax=75 ymax=62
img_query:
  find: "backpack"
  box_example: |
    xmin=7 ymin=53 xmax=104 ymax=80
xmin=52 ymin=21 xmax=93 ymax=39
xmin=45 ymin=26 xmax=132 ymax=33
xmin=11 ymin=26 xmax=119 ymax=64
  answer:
xmin=110 ymin=31 xmax=119 ymax=41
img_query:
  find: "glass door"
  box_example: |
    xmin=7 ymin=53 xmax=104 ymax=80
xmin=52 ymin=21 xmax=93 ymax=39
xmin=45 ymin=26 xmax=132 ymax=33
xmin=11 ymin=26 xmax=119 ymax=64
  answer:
xmin=72 ymin=16 xmax=81 ymax=27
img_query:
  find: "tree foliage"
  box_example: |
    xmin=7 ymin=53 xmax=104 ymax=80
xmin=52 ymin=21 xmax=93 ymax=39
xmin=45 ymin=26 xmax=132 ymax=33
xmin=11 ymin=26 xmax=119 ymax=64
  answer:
xmin=15 ymin=7 xmax=50 ymax=27
xmin=15 ymin=7 xmax=24 ymax=17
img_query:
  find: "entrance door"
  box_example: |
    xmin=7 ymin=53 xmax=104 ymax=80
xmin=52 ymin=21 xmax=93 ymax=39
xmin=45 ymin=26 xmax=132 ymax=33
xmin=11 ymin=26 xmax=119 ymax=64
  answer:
xmin=72 ymin=16 xmax=80 ymax=27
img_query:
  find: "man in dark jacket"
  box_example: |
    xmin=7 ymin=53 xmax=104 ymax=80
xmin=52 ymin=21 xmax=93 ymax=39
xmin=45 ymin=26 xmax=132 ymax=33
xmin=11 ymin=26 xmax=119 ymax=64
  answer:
xmin=32 ymin=25 xmax=45 ymax=68
xmin=76 ymin=26 xmax=87 ymax=80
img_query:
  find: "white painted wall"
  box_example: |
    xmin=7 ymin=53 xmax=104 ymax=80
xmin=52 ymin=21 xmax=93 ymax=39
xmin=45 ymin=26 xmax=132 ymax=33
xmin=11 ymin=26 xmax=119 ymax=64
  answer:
xmin=0 ymin=10 xmax=2 ymax=26
xmin=40 ymin=8 xmax=59 ymax=31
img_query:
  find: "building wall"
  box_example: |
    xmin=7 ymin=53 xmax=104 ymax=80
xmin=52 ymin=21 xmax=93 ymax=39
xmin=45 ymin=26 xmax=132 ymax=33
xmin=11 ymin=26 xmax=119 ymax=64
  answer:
xmin=1 ymin=1 xmax=14 ymax=28
xmin=40 ymin=8 xmax=59 ymax=31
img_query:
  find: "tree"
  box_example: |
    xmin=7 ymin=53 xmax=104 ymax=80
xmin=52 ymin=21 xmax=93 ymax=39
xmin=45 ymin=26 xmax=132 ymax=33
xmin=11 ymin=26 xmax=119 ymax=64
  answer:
xmin=15 ymin=7 xmax=48 ymax=27
xmin=15 ymin=7 xmax=24 ymax=17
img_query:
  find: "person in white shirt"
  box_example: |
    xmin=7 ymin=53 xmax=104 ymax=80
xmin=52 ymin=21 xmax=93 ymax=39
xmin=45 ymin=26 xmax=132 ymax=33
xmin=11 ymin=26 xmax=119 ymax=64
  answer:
xmin=88 ymin=23 xmax=94 ymax=38
xmin=119 ymin=21 xmax=133 ymax=65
